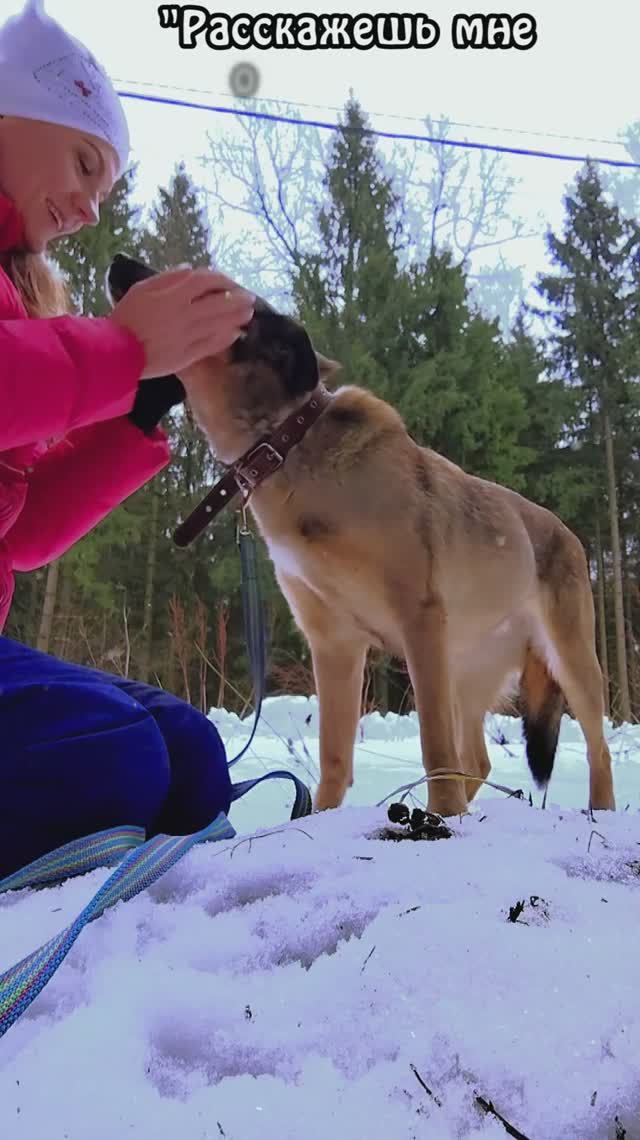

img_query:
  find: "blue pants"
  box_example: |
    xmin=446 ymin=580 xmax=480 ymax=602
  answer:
xmin=0 ymin=636 xmax=232 ymax=879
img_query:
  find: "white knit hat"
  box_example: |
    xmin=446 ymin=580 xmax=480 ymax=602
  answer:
xmin=0 ymin=0 xmax=129 ymax=176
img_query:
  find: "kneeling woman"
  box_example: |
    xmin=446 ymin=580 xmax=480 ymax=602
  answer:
xmin=0 ymin=0 xmax=255 ymax=878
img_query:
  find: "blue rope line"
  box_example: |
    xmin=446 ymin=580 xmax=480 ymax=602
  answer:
xmin=116 ymin=89 xmax=640 ymax=170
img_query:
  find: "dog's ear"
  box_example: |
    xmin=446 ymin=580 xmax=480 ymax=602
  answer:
xmin=284 ymin=323 xmax=322 ymax=397
xmin=283 ymin=326 xmax=343 ymax=398
xmin=106 ymin=252 xmax=157 ymax=305
xmin=315 ymin=352 xmax=342 ymax=385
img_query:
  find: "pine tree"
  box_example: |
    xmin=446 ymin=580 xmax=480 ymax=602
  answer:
xmin=291 ymin=98 xmax=410 ymax=397
xmin=141 ymin=161 xmax=212 ymax=271
xmin=535 ymin=160 xmax=640 ymax=722
xmin=127 ymin=163 xmax=216 ymax=685
xmin=503 ymin=310 xmax=576 ymax=511
xmin=290 ymin=98 xmax=537 ymax=710
xmin=394 ymin=254 xmax=534 ymax=488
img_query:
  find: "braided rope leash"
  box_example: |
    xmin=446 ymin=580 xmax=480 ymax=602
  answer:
xmin=0 ymin=814 xmax=236 ymax=1039
xmin=0 ymin=825 xmax=146 ymax=894
xmin=0 ymin=769 xmax=313 ymax=1041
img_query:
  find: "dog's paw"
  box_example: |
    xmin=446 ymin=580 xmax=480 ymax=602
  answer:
xmin=427 ymin=792 xmax=468 ymax=819
xmin=313 ymin=781 xmax=348 ymax=812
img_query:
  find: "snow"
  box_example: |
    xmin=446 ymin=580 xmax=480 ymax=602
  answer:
xmin=1 ymin=696 xmax=640 ymax=1140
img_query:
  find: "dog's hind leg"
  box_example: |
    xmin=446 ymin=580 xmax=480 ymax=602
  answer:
xmin=531 ymin=533 xmax=615 ymax=811
xmin=460 ymin=713 xmax=492 ymax=803
xmin=453 ymin=645 xmax=521 ymax=805
xmin=532 ymin=624 xmax=615 ymax=812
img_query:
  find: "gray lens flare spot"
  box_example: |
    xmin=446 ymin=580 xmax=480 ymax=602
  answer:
xmin=229 ymin=62 xmax=260 ymax=98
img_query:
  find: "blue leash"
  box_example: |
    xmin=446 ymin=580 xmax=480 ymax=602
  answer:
xmin=227 ymin=521 xmax=268 ymax=767
xmin=0 ymin=521 xmax=313 ymax=1039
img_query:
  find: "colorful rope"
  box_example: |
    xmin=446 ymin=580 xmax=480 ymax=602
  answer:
xmin=0 ymin=769 xmax=312 ymax=1040
xmin=0 ymin=814 xmax=236 ymax=1039
xmin=0 ymin=825 xmax=145 ymax=894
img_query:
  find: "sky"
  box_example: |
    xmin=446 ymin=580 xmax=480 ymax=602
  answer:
xmin=2 ymin=0 xmax=640 ymax=300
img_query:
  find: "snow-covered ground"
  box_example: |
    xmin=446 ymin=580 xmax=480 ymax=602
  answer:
xmin=1 ymin=696 xmax=640 ymax=1140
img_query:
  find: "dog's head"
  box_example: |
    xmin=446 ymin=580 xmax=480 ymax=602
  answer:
xmin=106 ymin=253 xmax=339 ymax=413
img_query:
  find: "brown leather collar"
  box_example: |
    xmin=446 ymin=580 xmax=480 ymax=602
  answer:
xmin=173 ymin=385 xmax=332 ymax=547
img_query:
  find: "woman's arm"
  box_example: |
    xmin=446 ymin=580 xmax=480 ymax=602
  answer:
xmin=0 ymin=313 xmax=145 ymax=451
xmin=6 ymin=416 xmax=170 ymax=571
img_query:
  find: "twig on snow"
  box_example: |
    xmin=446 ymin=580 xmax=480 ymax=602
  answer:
xmin=475 ymin=1094 xmax=531 ymax=1139
xmin=229 ymin=825 xmax=314 ymax=857
xmin=410 ymin=1064 xmax=443 ymax=1108
xmin=360 ymin=946 xmax=376 ymax=973
xmin=587 ymin=829 xmax=606 ymax=854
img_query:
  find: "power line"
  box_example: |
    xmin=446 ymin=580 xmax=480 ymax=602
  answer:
xmin=116 ymin=88 xmax=640 ymax=171
xmin=115 ymin=76 xmax=629 ymax=151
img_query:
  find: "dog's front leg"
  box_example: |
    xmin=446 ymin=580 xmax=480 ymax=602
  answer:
xmin=311 ymin=637 xmax=368 ymax=811
xmin=401 ymin=599 xmax=468 ymax=818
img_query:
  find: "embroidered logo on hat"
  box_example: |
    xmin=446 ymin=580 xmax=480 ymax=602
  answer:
xmin=34 ymin=52 xmax=120 ymax=151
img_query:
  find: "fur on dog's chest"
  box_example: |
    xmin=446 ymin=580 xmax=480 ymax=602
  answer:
xmin=267 ymin=534 xmax=320 ymax=583
xmin=265 ymin=527 xmax=342 ymax=597
xmin=264 ymin=530 xmax=396 ymax=653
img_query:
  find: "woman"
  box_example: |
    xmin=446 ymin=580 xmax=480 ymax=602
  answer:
xmin=0 ymin=0 xmax=256 ymax=878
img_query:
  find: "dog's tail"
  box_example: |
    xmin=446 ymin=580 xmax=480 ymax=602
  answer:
xmin=520 ymin=646 xmax=565 ymax=787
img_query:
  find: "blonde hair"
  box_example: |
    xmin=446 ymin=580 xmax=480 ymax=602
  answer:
xmin=4 ymin=249 xmax=71 ymax=317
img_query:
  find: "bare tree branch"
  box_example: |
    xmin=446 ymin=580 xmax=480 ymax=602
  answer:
xmin=192 ymin=100 xmax=538 ymax=328
xmin=196 ymin=100 xmax=328 ymax=301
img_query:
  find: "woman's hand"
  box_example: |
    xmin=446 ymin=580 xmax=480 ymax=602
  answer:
xmin=109 ymin=266 xmax=255 ymax=379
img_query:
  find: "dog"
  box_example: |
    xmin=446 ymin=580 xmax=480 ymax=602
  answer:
xmin=107 ymin=253 xmax=615 ymax=818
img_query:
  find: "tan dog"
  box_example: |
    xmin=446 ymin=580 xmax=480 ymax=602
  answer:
xmin=108 ymin=256 xmax=615 ymax=818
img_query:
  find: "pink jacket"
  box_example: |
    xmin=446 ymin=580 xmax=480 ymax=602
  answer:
xmin=0 ymin=193 xmax=170 ymax=632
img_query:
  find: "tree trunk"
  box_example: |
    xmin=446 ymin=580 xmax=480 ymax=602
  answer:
xmin=624 ymin=569 xmax=639 ymax=720
xmin=216 ymin=599 xmax=229 ymax=708
xmin=602 ymin=407 xmax=630 ymax=722
xmin=167 ymin=632 xmax=175 ymax=692
xmin=594 ymin=515 xmax=610 ymax=717
xmin=374 ymin=655 xmax=390 ymax=715
xmin=36 ymin=560 xmax=60 ymax=654
xmin=138 ymin=486 xmax=160 ymax=683
xmin=56 ymin=559 xmax=73 ymax=660
xmin=26 ymin=570 xmax=43 ymax=646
